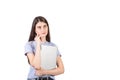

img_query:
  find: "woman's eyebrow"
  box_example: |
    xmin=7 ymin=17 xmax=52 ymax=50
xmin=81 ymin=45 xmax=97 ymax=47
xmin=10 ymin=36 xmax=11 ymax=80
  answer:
xmin=37 ymin=26 xmax=41 ymax=27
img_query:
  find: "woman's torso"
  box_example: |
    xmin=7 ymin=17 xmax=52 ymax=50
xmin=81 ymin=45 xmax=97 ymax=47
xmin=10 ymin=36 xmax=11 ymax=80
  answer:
xmin=24 ymin=41 xmax=60 ymax=79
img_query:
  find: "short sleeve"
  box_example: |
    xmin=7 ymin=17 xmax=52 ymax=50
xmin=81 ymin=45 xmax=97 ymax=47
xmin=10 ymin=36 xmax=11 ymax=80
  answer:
xmin=56 ymin=47 xmax=61 ymax=57
xmin=24 ymin=42 xmax=34 ymax=56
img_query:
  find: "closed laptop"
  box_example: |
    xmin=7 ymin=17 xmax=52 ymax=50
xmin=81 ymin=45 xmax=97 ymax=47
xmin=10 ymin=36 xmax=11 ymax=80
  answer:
xmin=41 ymin=45 xmax=57 ymax=70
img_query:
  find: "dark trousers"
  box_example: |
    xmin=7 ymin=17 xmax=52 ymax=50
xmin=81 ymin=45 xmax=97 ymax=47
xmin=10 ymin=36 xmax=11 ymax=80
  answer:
xmin=27 ymin=77 xmax=54 ymax=80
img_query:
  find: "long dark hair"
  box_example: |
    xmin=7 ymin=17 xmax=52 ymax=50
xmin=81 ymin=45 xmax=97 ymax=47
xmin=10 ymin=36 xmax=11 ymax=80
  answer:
xmin=28 ymin=16 xmax=51 ymax=42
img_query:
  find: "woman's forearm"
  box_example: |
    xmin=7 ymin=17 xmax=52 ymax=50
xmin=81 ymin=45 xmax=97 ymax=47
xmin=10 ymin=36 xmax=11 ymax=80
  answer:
xmin=44 ymin=67 xmax=64 ymax=76
xmin=33 ymin=44 xmax=41 ymax=69
xmin=35 ymin=66 xmax=64 ymax=76
xmin=38 ymin=56 xmax=64 ymax=76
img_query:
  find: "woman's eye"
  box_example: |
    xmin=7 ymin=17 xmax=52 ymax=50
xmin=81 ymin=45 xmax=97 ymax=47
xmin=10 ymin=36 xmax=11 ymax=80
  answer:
xmin=43 ymin=25 xmax=47 ymax=28
xmin=38 ymin=26 xmax=41 ymax=28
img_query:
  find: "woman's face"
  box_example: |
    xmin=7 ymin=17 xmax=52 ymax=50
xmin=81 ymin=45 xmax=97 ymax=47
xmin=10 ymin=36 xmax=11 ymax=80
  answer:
xmin=35 ymin=21 xmax=48 ymax=37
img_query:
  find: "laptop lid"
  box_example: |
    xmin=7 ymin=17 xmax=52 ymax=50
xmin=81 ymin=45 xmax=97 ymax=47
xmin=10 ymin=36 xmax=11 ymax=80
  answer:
xmin=41 ymin=45 xmax=57 ymax=70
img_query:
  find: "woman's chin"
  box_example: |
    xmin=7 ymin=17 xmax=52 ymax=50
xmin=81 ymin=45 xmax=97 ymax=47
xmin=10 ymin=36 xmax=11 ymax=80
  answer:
xmin=41 ymin=35 xmax=46 ymax=38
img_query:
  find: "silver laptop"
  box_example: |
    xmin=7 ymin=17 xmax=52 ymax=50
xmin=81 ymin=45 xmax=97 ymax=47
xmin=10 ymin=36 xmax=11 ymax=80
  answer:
xmin=40 ymin=45 xmax=57 ymax=70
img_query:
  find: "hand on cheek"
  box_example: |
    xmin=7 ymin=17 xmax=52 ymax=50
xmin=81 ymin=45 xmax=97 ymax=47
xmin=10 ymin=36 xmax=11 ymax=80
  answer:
xmin=34 ymin=33 xmax=41 ymax=44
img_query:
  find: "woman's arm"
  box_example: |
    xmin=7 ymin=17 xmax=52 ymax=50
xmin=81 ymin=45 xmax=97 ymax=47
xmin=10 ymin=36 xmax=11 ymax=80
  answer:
xmin=26 ymin=43 xmax=41 ymax=69
xmin=26 ymin=36 xmax=41 ymax=69
xmin=35 ymin=56 xmax=64 ymax=76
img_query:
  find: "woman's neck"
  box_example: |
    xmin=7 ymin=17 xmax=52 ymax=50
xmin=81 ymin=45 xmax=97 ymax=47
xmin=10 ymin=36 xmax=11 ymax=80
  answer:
xmin=41 ymin=37 xmax=47 ymax=43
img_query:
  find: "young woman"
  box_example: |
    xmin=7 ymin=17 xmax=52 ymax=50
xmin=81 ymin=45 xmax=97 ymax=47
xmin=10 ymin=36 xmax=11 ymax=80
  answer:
xmin=24 ymin=16 xmax=64 ymax=80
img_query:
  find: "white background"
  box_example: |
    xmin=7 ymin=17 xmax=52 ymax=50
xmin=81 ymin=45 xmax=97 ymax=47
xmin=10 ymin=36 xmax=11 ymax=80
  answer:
xmin=0 ymin=0 xmax=120 ymax=80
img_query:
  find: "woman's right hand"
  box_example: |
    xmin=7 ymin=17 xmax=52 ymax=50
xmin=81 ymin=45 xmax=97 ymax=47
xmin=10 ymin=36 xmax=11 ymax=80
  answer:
xmin=34 ymin=34 xmax=41 ymax=44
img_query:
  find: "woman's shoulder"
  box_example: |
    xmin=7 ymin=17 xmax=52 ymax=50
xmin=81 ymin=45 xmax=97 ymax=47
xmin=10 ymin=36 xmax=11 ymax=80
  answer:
xmin=25 ymin=41 xmax=35 ymax=46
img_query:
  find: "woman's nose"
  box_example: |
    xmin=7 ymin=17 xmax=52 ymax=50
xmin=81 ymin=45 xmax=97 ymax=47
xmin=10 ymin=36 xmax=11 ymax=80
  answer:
xmin=41 ymin=27 xmax=45 ymax=32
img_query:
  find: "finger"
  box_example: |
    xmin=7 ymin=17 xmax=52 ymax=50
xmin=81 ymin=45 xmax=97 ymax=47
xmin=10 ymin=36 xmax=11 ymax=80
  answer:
xmin=35 ymin=71 xmax=39 ymax=75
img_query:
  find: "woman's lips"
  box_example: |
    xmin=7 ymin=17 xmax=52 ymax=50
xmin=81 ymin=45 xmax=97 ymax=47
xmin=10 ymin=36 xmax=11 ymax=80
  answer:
xmin=42 ymin=33 xmax=46 ymax=34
